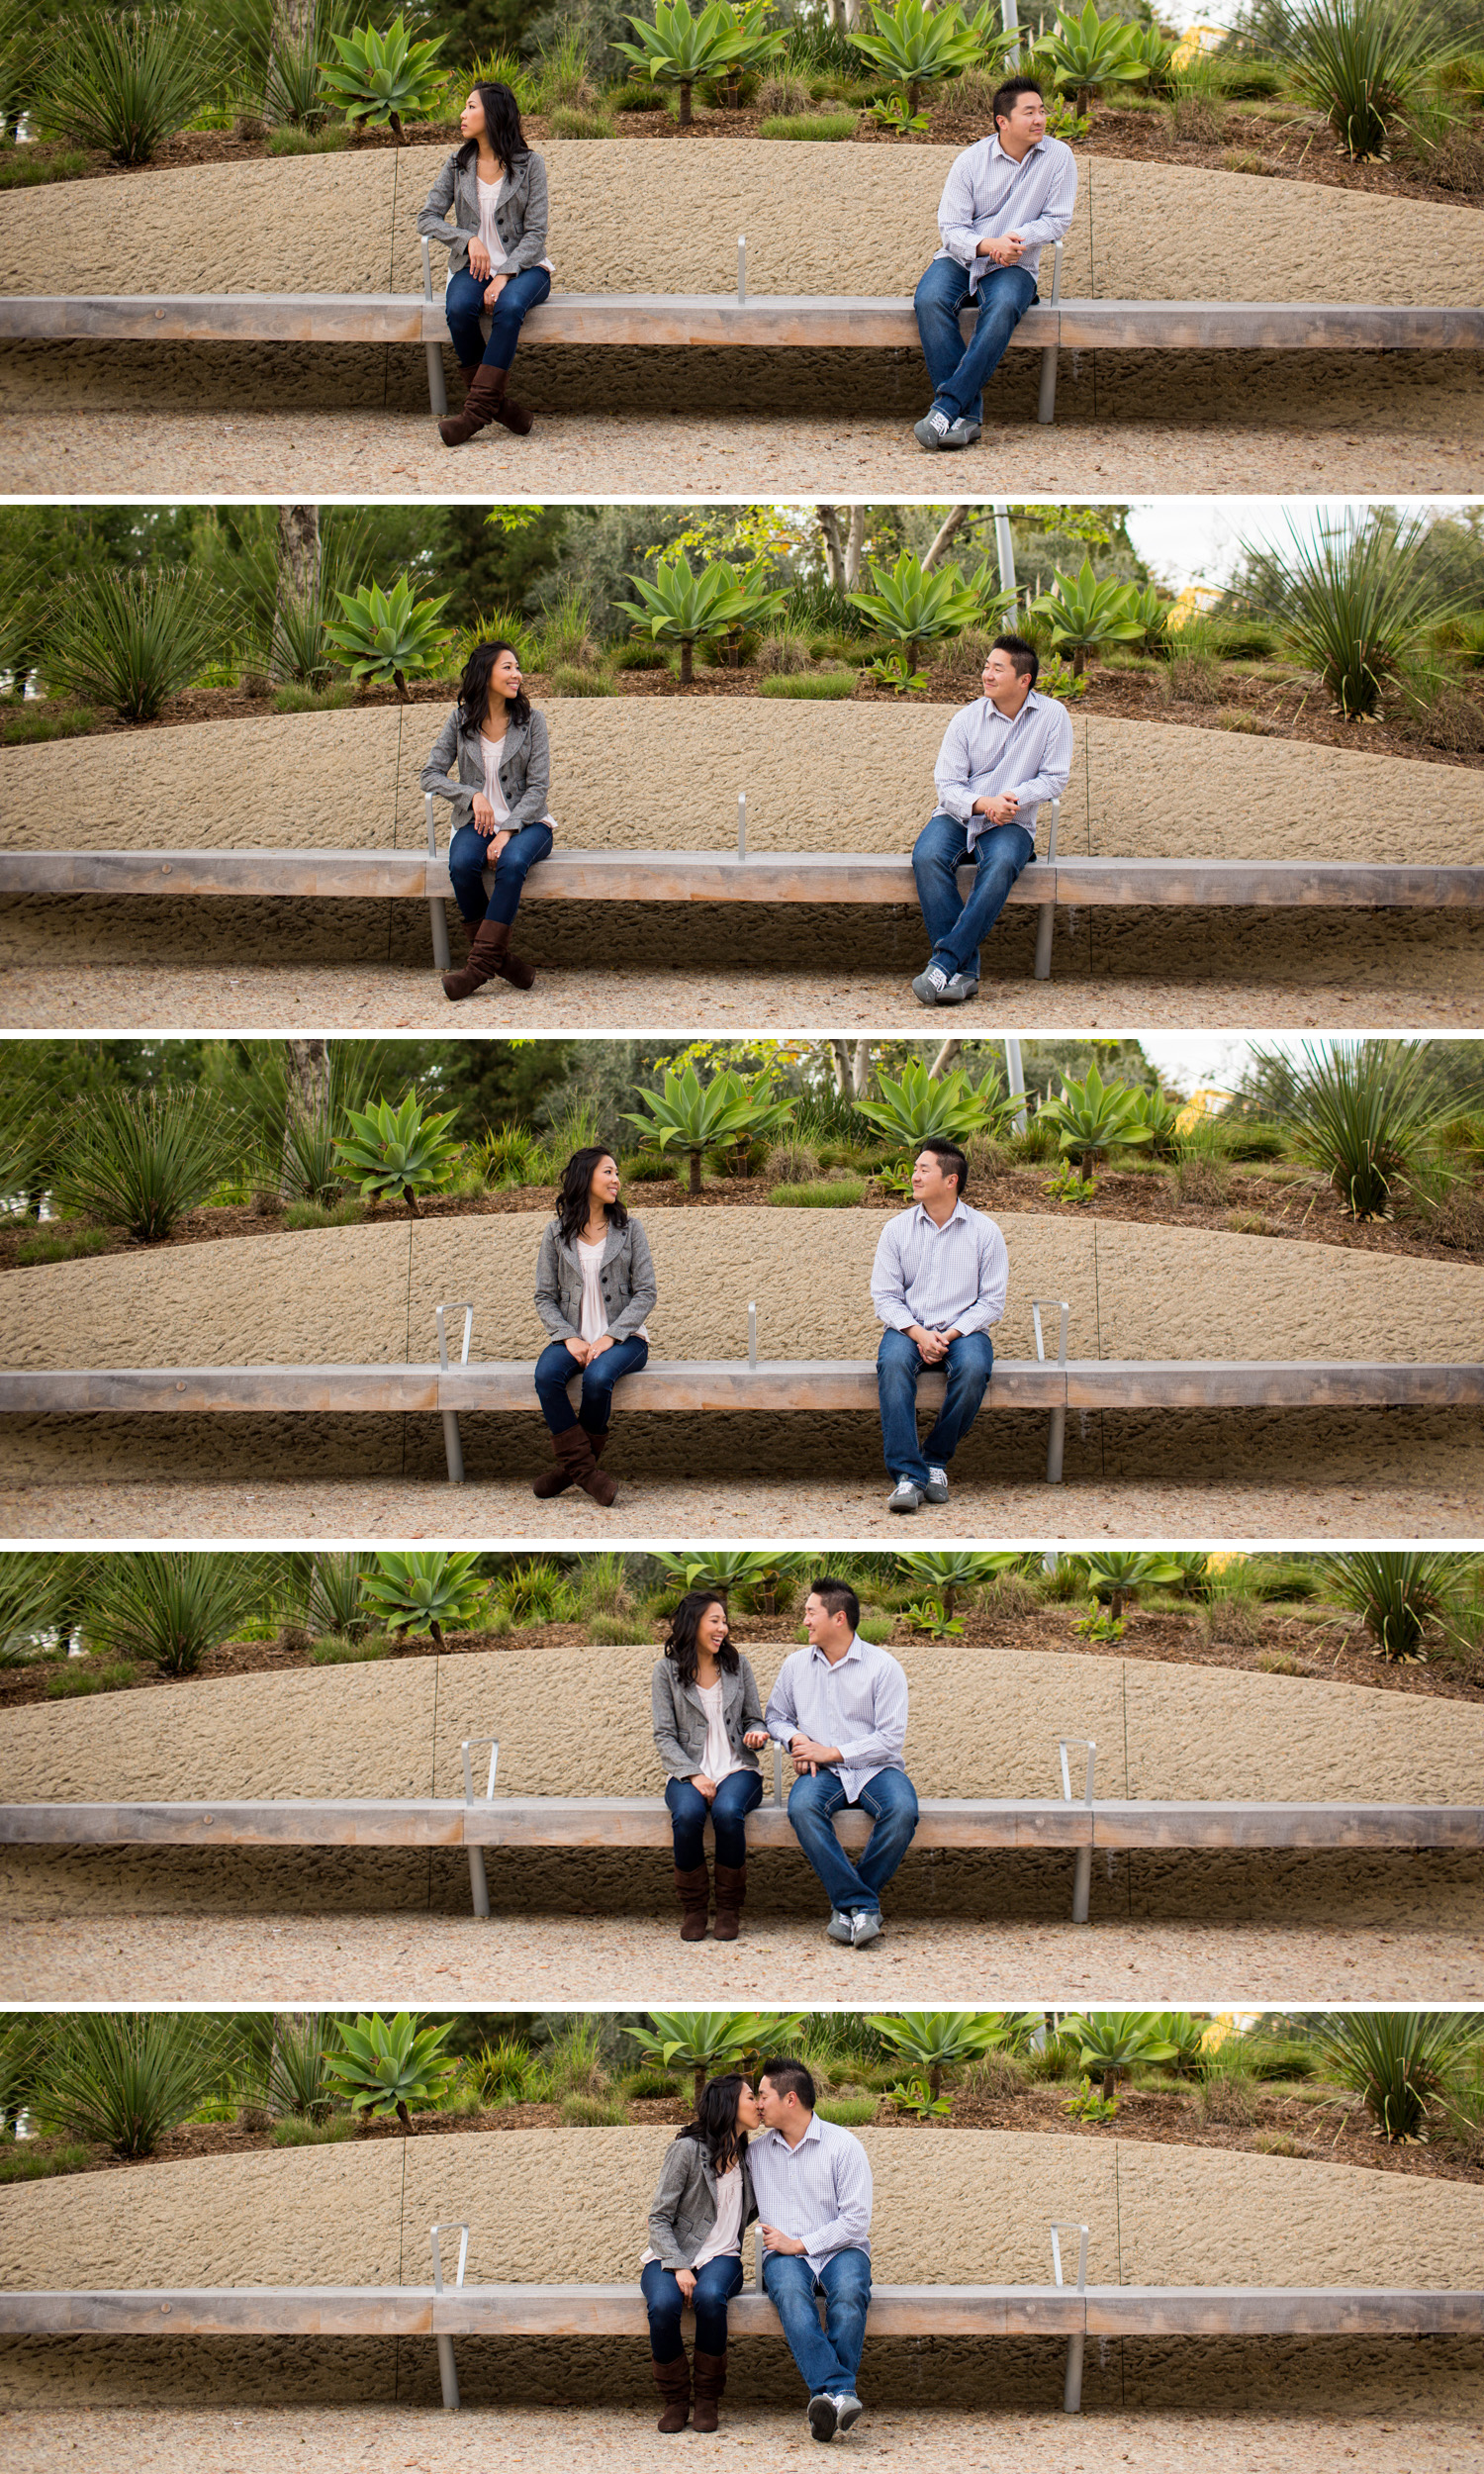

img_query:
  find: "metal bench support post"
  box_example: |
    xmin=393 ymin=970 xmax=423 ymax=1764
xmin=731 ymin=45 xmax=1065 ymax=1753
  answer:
xmin=1050 ymin=2223 xmax=1089 ymax=2411
xmin=461 ymin=1738 xmax=500 ymax=1918
xmin=436 ymin=1301 xmax=474 ymax=1484
xmin=1032 ymin=1297 xmax=1069 ymax=1482
xmin=424 ymin=793 xmax=452 ymax=971
xmin=1060 ymin=1738 xmax=1096 ymax=1923
xmin=1034 ymin=797 xmax=1060 ymax=981
xmin=1037 ymin=239 xmax=1063 ymax=426
xmin=429 ymin=2223 xmax=468 ymax=2408
xmin=421 ymin=239 xmax=449 ymax=418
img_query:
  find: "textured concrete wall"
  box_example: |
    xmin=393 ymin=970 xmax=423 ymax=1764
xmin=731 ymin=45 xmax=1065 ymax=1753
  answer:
xmin=1 ymin=2130 xmax=1479 ymax=2408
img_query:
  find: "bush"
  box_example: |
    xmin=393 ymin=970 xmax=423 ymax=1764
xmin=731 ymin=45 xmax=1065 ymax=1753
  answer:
xmin=1273 ymin=0 xmax=1458 ymax=158
xmin=42 ymin=2013 xmax=224 ymax=2157
xmin=817 ymin=2096 xmax=878 ymax=2125
xmin=271 ymin=2114 xmax=355 ymax=2145
xmin=589 ymin=1610 xmax=656 ymax=1645
xmin=1316 ymin=2010 xmax=1475 ymax=2140
xmin=46 ymin=1658 xmax=138 ymax=1698
xmin=549 ymin=104 xmax=614 ymax=136
xmin=764 ymin=1139 xmax=821 ymax=1183
xmin=769 ymin=1179 xmax=866 ymax=1206
xmin=550 ymin=663 xmax=617 ymax=696
xmin=266 ymin=124 xmax=348 ymax=153
xmin=609 ymin=638 xmax=672 ymax=671
xmin=610 ymin=79 xmax=670 ymax=109
xmin=282 ymin=1196 xmax=363 ymax=1230
xmin=1262 ymin=1036 xmax=1461 ymax=1219
xmin=85 ymin=1552 xmax=276 ymax=1678
xmin=317 ymin=13 xmax=448 ymax=143
xmin=493 ymin=1557 xmax=572 ymax=1626
xmin=47 ymin=566 xmax=227 ymax=722
xmin=309 ymin=1634 xmax=389 ymax=1664
xmin=14 ymin=1225 xmax=113 ymax=1267
xmin=52 ymin=1083 xmax=241 ymax=1241
xmin=1318 ymin=1549 xmax=1470 ymax=1661
xmin=0 ymin=148 xmax=91 ymax=186
xmin=757 ymin=670 xmax=857 ymax=699
xmin=755 ymin=628 xmax=814 ymax=676
xmin=559 ymin=2091 xmax=629 ymax=2126
xmin=1241 ymin=509 xmax=1455 ymax=718
xmin=37 ymin=5 xmax=227 ymax=165
xmin=333 ymin=1089 xmax=462 ymax=1217
xmin=358 ymin=1550 xmax=486 ymax=1645
xmin=759 ymin=107 xmax=856 ymax=136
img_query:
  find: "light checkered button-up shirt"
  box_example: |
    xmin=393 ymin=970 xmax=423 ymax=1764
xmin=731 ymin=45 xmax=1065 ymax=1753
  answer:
xmin=934 ymin=131 xmax=1078 ymax=290
xmin=747 ymin=2113 xmax=874 ymax=2279
xmin=933 ymin=688 xmax=1074 ymax=853
xmin=871 ymin=1198 xmax=1008 ymax=1339
xmin=764 ymin=1634 xmax=909 ymax=1802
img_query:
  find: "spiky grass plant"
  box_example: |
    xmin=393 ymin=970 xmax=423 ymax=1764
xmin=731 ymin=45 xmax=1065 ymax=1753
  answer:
xmin=1315 ymin=2010 xmax=1476 ymax=2140
xmin=85 ymin=1552 xmax=278 ymax=1678
xmin=1239 ymin=508 xmax=1459 ymax=717
xmin=47 ymin=565 xmax=229 ymax=721
xmin=1318 ymin=1549 xmax=1471 ymax=1662
xmin=37 ymin=5 xmax=226 ymax=164
xmin=1275 ymin=0 xmax=1462 ymax=158
xmin=42 ymin=2012 xmax=225 ymax=2156
xmin=52 ymin=1084 xmax=243 ymax=1241
xmin=1254 ymin=1036 xmax=1462 ymax=1219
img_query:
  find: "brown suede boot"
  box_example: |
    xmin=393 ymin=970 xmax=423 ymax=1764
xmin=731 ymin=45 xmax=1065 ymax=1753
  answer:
xmin=531 ymin=1421 xmax=613 ymax=1504
xmin=652 ymin=2348 xmax=692 ymax=2432
xmin=691 ymin=2347 xmax=727 ymax=2433
xmin=712 ymin=1859 xmax=746 ymax=1943
xmin=439 ymin=361 xmax=533 ymax=445
xmin=441 ymin=916 xmax=534 ymax=1001
xmin=530 ymin=1425 xmax=607 ymax=1501
xmin=674 ymin=1861 xmax=710 ymax=1941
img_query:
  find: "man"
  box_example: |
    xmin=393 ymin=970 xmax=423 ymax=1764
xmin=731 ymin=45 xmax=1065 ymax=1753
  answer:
xmin=912 ymin=75 xmax=1078 ymax=451
xmin=750 ymin=2055 xmax=874 ymax=2443
xmin=764 ymin=1576 xmax=918 ymax=1950
xmin=910 ymin=632 xmax=1072 ymax=1006
xmin=871 ymin=1138 xmax=1008 ymax=1514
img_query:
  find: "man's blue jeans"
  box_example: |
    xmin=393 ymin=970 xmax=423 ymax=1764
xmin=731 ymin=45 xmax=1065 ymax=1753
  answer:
xmin=787 ymin=1764 xmax=918 ymax=1917
xmin=447 ymin=819 xmax=553 ymax=927
xmin=642 ymin=2253 xmax=743 ymax=2360
xmin=444 ymin=263 xmax=552 ymax=370
xmin=878 ymin=1324 xmax=995 ymax=1490
xmin=912 ymin=809 xmax=1037 ymax=982
xmin=666 ymin=1766 xmax=764 ymax=1868
xmin=913 ymin=254 xmax=1039 ymax=426
xmin=533 ymin=1333 xmax=648 ymax=1436
xmin=763 ymin=2246 xmax=873 ymax=2397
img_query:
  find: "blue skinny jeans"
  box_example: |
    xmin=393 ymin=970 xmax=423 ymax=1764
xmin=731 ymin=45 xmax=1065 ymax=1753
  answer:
xmin=913 ymin=253 xmax=1039 ymax=426
xmin=533 ymin=1332 xmax=649 ymax=1436
xmin=447 ymin=818 xmax=553 ymax=927
xmin=912 ymin=809 xmax=1037 ymax=982
xmin=762 ymin=2245 xmax=872 ymax=2397
xmin=665 ymin=1766 xmax=764 ymax=1869
xmin=642 ymin=2252 xmax=743 ymax=2360
xmin=444 ymin=262 xmax=551 ymax=371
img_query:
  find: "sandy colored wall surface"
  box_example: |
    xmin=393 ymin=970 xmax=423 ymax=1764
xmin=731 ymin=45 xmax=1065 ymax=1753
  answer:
xmin=1 ymin=2130 xmax=1479 ymax=2409
xmin=4 ymin=702 xmax=1481 ymax=870
xmin=1 ymin=144 xmax=1477 ymax=307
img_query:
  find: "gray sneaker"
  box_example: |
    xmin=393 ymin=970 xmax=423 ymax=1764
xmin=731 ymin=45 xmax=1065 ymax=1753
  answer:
xmin=912 ymin=407 xmax=955 ymax=451
xmin=834 ymin=2394 xmax=866 ymax=2432
xmin=807 ymin=2394 xmax=839 ymax=2442
xmin=850 ymin=1911 xmax=882 ymax=1949
xmin=887 ymin=1477 xmax=924 ymax=1514
xmin=946 ymin=418 xmax=981 ymax=448
xmin=826 ymin=1909 xmax=855 ymax=1945
xmin=922 ymin=1465 xmax=949 ymax=1504
xmin=942 ymin=971 xmax=978 ymax=1002
xmin=911 ymin=961 xmax=953 ymax=1006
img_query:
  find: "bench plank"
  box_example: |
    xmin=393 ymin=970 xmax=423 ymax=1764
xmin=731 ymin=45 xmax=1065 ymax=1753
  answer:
xmin=0 ymin=1366 xmax=441 ymax=1414
xmin=1090 ymin=1802 xmax=1484 ymax=1851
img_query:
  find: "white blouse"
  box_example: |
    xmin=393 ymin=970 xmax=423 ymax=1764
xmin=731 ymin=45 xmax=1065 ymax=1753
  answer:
xmin=695 ymin=1676 xmax=742 ymax=1786
xmin=477 ymin=727 xmax=555 ymax=834
xmin=476 ymin=173 xmax=554 ymax=276
xmin=692 ymin=2163 xmax=745 ymax=2269
xmin=577 ymin=1234 xmax=647 ymax=1345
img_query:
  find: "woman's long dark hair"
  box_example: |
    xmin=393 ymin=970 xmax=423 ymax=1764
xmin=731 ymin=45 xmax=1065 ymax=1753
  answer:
xmin=554 ymin=1145 xmax=628 ymax=1247
xmin=457 ymin=639 xmax=530 ymax=733
xmin=456 ymin=80 xmax=530 ymax=173
xmin=676 ymin=2071 xmax=751 ymax=2177
xmin=664 ymin=1590 xmax=738 ymax=1686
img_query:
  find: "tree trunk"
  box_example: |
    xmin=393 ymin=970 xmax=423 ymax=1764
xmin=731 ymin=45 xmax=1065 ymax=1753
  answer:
xmin=280 ymin=1037 xmax=328 ymax=1198
xmin=921 ymin=506 xmax=969 ymax=575
xmin=397 ymin=2098 xmax=412 ymax=2133
xmin=816 ymin=506 xmax=865 ymax=594
xmin=826 ymin=1038 xmax=871 ymax=1099
xmin=930 ymin=1036 xmax=962 ymax=1078
xmin=276 ymin=504 xmax=320 ymax=606
xmin=694 ymin=2063 xmax=706 ymax=2109
xmin=942 ymin=1583 xmax=957 ymax=1622
xmin=688 ymin=1146 xmax=702 ymax=1194
xmin=1070 ymin=645 xmax=1085 ymax=675
xmin=679 ymin=640 xmax=694 ymax=685
xmin=679 ymin=78 xmax=693 ymax=126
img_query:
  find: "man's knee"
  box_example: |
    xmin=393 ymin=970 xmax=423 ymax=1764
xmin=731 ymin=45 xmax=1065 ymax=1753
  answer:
xmin=788 ymin=1773 xmax=832 ymax=1826
xmin=877 ymin=1330 xmax=919 ymax=1383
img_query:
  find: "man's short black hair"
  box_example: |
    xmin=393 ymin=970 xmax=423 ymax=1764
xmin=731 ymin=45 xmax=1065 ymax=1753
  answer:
xmin=760 ymin=2056 xmax=816 ymax=2112
xmin=808 ymin=1574 xmax=861 ymax=1633
xmin=919 ymin=1136 xmax=969 ymax=1196
xmin=992 ymin=631 xmax=1040 ymax=691
xmin=992 ymin=74 xmax=1044 ymax=130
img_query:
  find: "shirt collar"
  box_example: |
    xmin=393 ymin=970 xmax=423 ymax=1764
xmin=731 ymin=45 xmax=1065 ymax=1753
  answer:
xmin=980 ymin=688 xmax=1041 ymax=725
xmin=765 ymin=2114 xmax=822 ymax=2150
xmin=808 ymin=1632 xmax=862 ymax=1668
xmin=911 ymin=1198 xmax=969 ymax=1234
xmin=988 ymin=132 xmax=1045 ymax=164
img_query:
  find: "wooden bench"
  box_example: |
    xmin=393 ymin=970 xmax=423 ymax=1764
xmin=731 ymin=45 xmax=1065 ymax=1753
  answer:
xmin=2 ymin=2277 xmax=1475 ymax=2415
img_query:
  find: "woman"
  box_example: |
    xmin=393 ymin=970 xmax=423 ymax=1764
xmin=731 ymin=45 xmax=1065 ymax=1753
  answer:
xmin=641 ymin=2072 xmax=761 ymax=2433
xmin=421 ymin=640 xmax=553 ymax=1001
xmin=533 ymin=1146 xmax=655 ymax=1505
xmin=417 ymin=80 xmax=552 ymax=446
xmin=653 ymin=1591 xmax=770 ymax=1943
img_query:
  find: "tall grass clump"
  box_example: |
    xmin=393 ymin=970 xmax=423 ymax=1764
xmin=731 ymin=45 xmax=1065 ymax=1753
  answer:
xmin=85 ymin=1551 xmax=278 ymax=1677
xmin=1239 ymin=509 xmax=1457 ymax=718
xmin=38 ymin=5 xmax=226 ymax=164
xmin=52 ymin=1084 xmax=243 ymax=1241
xmin=42 ymin=2012 xmax=224 ymax=2157
xmin=47 ymin=565 xmax=228 ymax=722
xmin=1318 ymin=1549 xmax=1471 ymax=1662
xmin=1272 ymin=0 xmax=1463 ymax=157
xmin=1315 ymin=2010 xmax=1475 ymax=2140
xmin=1256 ymin=1036 xmax=1462 ymax=1219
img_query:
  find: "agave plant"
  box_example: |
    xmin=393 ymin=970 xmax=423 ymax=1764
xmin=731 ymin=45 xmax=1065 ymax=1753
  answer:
xmin=1126 ymin=582 xmax=1173 ymax=655
xmin=317 ymin=10 xmax=446 ymax=140
xmin=853 ymin=1058 xmax=1016 ymax=1152
xmin=1038 ymin=1062 xmax=1153 ymax=1171
xmin=36 ymin=4 xmax=228 ymax=164
xmin=1318 ymin=1549 xmax=1470 ymax=1663
xmin=84 ymin=1551 xmax=279 ymax=1678
xmin=617 ymin=553 xmax=787 ymax=684
xmin=1028 ymin=555 xmax=1144 ymax=675
xmin=1062 ymin=2010 xmax=1179 ymax=2103
xmin=323 ymin=573 xmax=455 ymax=699
xmin=1315 ymin=2010 xmax=1474 ymax=2141
xmin=52 ymin=1083 xmax=243 ymax=1242
xmin=332 ymin=1089 xmax=462 ymax=1215
xmin=893 ymin=1551 xmax=1021 ymax=1621
xmin=1073 ymin=1548 xmax=1185 ymax=1624
xmin=865 ymin=2011 xmax=1021 ymax=2100
xmin=322 ymin=2010 xmax=458 ymax=2129
xmin=1035 ymin=0 xmax=1144 ymax=112
xmin=657 ymin=1547 xmax=810 ymax=1613
xmin=621 ymin=1062 xmax=793 ymax=1193
xmin=42 ymin=2011 xmax=226 ymax=2156
xmin=628 ymin=2010 xmax=806 ymax=2110
xmin=357 ymin=1549 xmax=486 ymax=1644
xmin=848 ymin=550 xmax=1013 ymax=668
xmin=613 ymin=0 xmax=756 ymax=125
xmin=1238 ymin=509 xmax=1457 ymax=719
xmin=47 ymin=565 xmax=229 ymax=722
xmin=847 ymin=0 xmax=991 ymax=118
xmin=1126 ymin=1084 xmax=1182 ymax=1152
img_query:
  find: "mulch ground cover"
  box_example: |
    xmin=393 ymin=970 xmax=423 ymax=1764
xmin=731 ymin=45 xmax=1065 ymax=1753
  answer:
xmin=6 ymin=1163 xmax=1477 ymax=1279
xmin=12 ymin=664 xmax=1483 ymax=772
xmin=7 ymin=1601 xmax=1479 ymax=1715
xmin=9 ymin=97 xmax=1480 ymax=209
xmin=11 ymin=2073 xmax=1479 ymax=2188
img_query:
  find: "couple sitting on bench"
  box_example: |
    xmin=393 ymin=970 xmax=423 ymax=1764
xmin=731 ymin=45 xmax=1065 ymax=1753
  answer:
xmin=652 ymin=1575 xmax=918 ymax=1951
xmin=423 ymin=632 xmax=1071 ymax=1008
xmin=643 ymin=2055 xmax=873 ymax=2443
xmin=524 ymin=1135 xmax=1008 ymax=1515
xmin=417 ymin=76 xmax=1074 ymax=454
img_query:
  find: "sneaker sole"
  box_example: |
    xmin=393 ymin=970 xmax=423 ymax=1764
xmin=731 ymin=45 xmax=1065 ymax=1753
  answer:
xmin=807 ymin=2397 xmax=839 ymax=2441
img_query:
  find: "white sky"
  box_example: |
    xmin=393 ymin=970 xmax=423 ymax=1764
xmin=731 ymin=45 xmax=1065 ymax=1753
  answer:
xmin=1123 ymin=499 xmax=1468 ymax=596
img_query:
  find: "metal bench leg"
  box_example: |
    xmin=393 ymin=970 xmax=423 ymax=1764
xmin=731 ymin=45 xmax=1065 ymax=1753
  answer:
xmin=441 ymin=1408 xmax=465 ymax=1483
xmin=1070 ymin=1845 xmax=1091 ymax=1924
xmin=1063 ymin=2331 xmax=1084 ymax=2413
xmin=421 ymin=236 xmax=449 ymax=417
xmin=1046 ymin=1404 xmax=1066 ymax=1483
xmin=1034 ymin=900 xmax=1055 ymax=980
xmin=1038 ymin=237 xmax=1063 ymax=426
xmin=436 ymin=2332 xmax=460 ymax=2409
xmin=467 ymin=1848 xmax=490 ymax=1919
xmin=428 ymin=897 xmax=451 ymax=971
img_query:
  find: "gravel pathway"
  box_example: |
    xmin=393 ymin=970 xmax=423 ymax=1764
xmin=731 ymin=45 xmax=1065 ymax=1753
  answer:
xmin=4 ymin=958 xmax=1476 ymax=1033
xmin=3 ymin=1469 xmax=1477 ymax=1542
xmin=1 ymin=400 xmax=1479 ymax=495
xmin=6 ymin=1905 xmax=1479 ymax=2005
xmin=0 ymin=2400 xmax=1477 ymax=2473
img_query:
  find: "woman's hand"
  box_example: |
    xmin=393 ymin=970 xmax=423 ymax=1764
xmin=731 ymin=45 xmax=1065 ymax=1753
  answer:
xmin=675 ymin=2268 xmax=697 ymax=2301
xmin=483 ymin=272 xmax=508 ymax=309
xmin=469 ymin=238 xmax=492 ymax=280
xmin=587 ymin=1332 xmax=614 ymax=1360
xmin=743 ymin=1729 xmax=770 ymax=1750
xmin=472 ymin=792 xmax=498 ymax=833
xmin=484 ymin=830 xmax=510 ymax=862
xmin=564 ymin=1336 xmax=593 ymax=1369
xmin=690 ymin=1773 xmax=717 ymax=1802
